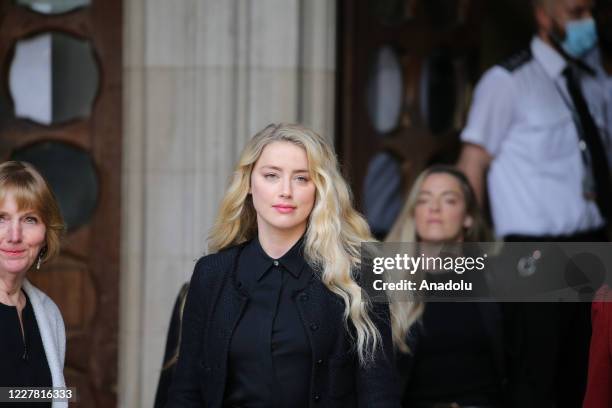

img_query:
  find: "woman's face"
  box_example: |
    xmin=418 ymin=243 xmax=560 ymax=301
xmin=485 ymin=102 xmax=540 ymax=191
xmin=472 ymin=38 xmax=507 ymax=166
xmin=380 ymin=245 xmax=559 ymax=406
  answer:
xmin=250 ymin=141 xmax=316 ymax=239
xmin=414 ymin=173 xmax=472 ymax=244
xmin=0 ymin=191 xmax=46 ymax=278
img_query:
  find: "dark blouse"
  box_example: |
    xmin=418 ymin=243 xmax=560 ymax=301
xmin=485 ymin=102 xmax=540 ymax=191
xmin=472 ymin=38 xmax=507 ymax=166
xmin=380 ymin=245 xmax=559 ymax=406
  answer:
xmin=402 ymin=274 xmax=501 ymax=406
xmin=224 ymin=237 xmax=312 ymax=408
xmin=0 ymin=291 xmax=52 ymax=407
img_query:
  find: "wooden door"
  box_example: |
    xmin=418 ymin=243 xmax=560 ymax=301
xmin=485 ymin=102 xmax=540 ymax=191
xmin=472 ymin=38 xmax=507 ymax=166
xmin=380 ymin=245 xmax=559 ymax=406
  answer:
xmin=0 ymin=1 xmax=121 ymax=406
xmin=336 ymin=0 xmax=533 ymax=233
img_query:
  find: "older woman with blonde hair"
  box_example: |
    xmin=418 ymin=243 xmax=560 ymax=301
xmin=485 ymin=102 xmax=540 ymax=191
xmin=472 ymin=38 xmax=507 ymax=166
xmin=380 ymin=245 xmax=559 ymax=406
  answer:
xmin=0 ymin=161 xmax=67 ymax=407
xmin=386 ymin=165 xmax=505 ymax=408
xmin=167 ymin=123 xmax=400 ymax=407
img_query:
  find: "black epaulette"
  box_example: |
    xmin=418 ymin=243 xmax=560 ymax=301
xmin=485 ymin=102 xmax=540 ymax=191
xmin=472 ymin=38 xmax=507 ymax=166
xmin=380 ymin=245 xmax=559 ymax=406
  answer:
xmin=498 ymin=49 xmax=532 ymax=72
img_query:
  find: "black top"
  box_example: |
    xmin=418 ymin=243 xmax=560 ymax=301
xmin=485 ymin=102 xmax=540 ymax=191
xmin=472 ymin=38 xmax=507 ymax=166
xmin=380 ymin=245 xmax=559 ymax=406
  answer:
xmin=0 ymin=291 xmax=52 ymax=407
xmin=224 ymin=237 xmax=312 ymax=408
xmin=166 ymin=242 xmax=400 ymax=408
xmin=402 ymin=274 xmax=500 ymax=406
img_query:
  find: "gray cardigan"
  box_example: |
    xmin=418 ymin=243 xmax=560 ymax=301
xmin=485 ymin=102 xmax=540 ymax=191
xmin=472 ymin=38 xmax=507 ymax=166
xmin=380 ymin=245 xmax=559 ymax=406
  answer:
xmin=22 ymin=279 xmax=67 ymax=408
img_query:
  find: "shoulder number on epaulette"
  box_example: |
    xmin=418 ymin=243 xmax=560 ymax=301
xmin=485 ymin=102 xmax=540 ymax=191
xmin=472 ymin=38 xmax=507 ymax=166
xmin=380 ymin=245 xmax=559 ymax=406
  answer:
xmin=498 ymin=49 xmax=532 ymax=72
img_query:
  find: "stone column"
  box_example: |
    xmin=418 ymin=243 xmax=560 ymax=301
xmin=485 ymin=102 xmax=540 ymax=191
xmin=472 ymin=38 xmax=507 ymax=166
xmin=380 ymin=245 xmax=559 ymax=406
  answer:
xmin=119 ymin=0 xmax=336 ymax=406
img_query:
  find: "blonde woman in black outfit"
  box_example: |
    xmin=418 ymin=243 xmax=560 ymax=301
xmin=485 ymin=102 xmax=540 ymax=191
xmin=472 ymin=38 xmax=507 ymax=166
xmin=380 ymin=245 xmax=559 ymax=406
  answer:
xmin=387 ymin=165 xmax=505 ymax=408
xmin=167 ymin=124 xmax=400 ymax=408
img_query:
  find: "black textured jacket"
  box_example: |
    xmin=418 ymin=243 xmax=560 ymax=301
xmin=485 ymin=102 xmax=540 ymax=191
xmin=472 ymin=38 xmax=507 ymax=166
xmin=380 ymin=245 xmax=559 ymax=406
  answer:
xmin=166 ymin=242 xmax=401 ymax=408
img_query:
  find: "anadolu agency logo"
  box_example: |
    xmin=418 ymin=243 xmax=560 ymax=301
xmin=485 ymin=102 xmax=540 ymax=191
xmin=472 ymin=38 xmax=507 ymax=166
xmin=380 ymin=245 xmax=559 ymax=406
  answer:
xmin=370 ymin=252 xmax=488 ymax=293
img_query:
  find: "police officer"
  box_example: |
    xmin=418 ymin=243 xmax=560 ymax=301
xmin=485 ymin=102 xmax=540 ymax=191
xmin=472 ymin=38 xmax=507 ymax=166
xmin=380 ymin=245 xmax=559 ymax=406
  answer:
xmin=457 ymin=0 xmax=611 ymax=407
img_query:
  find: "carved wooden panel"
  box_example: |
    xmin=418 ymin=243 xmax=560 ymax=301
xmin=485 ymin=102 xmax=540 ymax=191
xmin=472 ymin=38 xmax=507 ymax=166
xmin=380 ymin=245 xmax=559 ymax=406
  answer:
xmin=337 ymin=0 xmax=483 ymax=210
xmin=337 ymin=0 xmax=534 ymax=217
xmin=0 ymin=1 xmax=121 ymax=406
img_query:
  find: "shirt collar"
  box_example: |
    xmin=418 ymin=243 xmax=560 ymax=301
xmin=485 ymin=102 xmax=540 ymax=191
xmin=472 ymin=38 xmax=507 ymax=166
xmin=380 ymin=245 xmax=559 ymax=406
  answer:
xmin=531 ymin=36 xmax=567 ymax=79
xmin=249 ymin=235 xmax=307 ymax=281
xmin=531 ymin=36 xmax=597 ymax=79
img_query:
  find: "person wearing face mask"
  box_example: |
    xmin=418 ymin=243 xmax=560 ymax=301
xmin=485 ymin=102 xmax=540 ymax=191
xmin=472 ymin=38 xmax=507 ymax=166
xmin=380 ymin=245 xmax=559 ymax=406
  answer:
xmin=386 ymin=166 xmax=506 ymax=408
xmin=457 ymin=0 xmax=611 ymax=407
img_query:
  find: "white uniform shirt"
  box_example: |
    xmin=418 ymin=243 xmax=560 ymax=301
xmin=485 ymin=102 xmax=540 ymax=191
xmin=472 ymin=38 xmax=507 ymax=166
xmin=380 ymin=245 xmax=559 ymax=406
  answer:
xmin=461 ymin=36 xmax=611 ymax=237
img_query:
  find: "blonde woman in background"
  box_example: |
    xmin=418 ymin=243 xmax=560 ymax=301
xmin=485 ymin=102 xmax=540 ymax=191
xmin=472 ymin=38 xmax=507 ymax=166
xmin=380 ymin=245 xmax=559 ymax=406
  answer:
xmin=167 ymin=123 xmax=400 ymax=407
xmin=0 ymin=161 xmax=67 ymax=408
xmin=386 ymin=165 xmax=505 ymax=408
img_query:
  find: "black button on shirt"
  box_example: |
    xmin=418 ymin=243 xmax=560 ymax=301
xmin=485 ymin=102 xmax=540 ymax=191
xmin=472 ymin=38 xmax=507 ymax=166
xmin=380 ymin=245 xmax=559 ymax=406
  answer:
xmin=224 ymin=237 xmax=312 ymax=408
xmin=0 ymin=291 xmax=52 ymax=407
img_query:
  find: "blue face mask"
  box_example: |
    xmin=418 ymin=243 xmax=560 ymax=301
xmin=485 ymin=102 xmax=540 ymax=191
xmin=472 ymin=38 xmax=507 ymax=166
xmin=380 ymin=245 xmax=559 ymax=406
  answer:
xmin=560 ymin=17 xmax=598 ymax=58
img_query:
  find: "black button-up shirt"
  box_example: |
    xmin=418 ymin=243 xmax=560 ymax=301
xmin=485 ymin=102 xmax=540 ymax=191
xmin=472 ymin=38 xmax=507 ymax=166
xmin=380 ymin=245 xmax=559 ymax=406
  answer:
xmin=224 ymin=236 xmax=312 ymax=408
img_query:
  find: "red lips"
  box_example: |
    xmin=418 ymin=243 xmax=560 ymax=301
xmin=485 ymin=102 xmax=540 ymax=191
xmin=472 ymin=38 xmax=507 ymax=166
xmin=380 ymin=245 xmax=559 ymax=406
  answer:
xmin=0 ymin=248 xmax=26 ymax=257
xmin=273 ymin=204 xmax=296 ymax=214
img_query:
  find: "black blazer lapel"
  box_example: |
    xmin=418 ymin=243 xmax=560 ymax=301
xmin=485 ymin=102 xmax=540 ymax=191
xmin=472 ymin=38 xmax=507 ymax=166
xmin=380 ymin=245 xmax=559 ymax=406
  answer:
xmin=203 ymin=245 xmax=249 ymax=407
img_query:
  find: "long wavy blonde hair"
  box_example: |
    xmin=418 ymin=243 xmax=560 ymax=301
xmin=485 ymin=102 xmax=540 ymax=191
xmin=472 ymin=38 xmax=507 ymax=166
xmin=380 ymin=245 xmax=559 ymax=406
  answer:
xmin=386 ymin=165 xmax=491 ymax=353
xmin=208 ymin=123 xmax=382 ymax=365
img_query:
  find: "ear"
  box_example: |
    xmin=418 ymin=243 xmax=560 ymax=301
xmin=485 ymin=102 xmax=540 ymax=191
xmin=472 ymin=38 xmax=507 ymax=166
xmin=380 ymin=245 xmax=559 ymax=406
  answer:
xmin=37 ymin=246 xmax=47 ymax=262
xmin=463 ymin=215 xmax=473 ymax=229
xmin=535 ymin=5 xmax=553 ymax=34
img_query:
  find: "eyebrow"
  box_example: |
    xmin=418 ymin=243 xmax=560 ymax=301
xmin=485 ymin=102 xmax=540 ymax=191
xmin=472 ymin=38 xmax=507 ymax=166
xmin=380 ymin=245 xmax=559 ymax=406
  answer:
xmin=418 ymin=190 xmax=462 ymax=196
xmin=0 ymin=210 xmax=39 ymax=217
xmin=260 ymin=165 xmax=309 ymax=173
